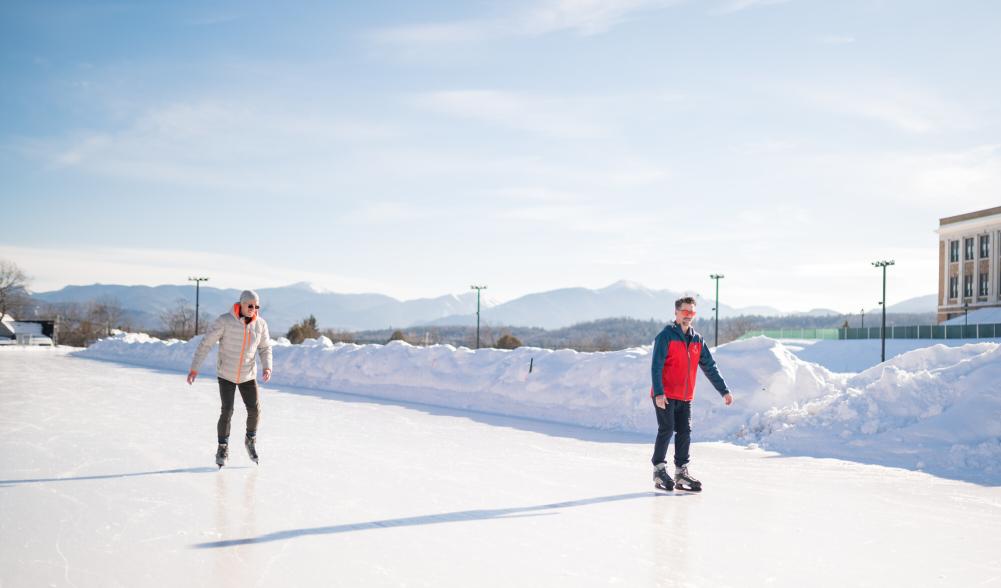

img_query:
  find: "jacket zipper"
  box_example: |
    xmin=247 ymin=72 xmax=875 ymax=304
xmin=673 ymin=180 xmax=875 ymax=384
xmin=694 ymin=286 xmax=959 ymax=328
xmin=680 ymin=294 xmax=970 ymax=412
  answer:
xmin=235 ymin=319 xmax=249 ymax=382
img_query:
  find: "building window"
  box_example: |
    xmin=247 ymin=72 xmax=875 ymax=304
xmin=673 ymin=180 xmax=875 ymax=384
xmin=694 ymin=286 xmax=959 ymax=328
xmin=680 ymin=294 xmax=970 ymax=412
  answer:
xmin=950 ymin=240 xmax=959 ymax=262
xmin=980 ymin=273 xmax=989 ymax=297
xmin=965 ymin=238 xmax=974 ymax=260
xmin=964 ymin=274 xmax=973 ymax=297
xmin=949 ymin=276 xmax=958 ymax=298
xmin=981 ymin=235 xmax=991 ymax=258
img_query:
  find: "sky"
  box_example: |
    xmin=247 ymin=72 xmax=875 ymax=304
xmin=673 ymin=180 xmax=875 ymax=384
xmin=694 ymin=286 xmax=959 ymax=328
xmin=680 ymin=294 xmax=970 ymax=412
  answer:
xmin=2 ymin=0 xmax=1000 ymax=312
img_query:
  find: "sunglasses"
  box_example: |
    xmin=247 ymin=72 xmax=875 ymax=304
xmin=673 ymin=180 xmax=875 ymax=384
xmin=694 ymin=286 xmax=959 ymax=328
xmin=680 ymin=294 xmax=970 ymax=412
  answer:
xmin=245 ymin=304 xmax=260 ymax=310
xmin=677 ymin=309 xmax=696 ymax=317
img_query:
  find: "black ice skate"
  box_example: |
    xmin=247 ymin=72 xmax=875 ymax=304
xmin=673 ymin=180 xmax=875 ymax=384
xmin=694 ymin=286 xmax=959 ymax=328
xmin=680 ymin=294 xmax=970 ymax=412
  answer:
xmin=244 ymin=435 xmax=259 ymax=464
xmin=674 ymin=466 xmax=702 ymax=492
xmin=653 ymin=464 xmax=674 ymax=491
xmin=215 ymin=443 xmax=229 ymax=468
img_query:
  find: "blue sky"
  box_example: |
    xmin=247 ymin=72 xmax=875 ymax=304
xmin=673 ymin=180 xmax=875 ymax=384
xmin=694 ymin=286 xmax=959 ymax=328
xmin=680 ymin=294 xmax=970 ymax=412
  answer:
xmin=2 ymin=0 xmax=1000 ymax=312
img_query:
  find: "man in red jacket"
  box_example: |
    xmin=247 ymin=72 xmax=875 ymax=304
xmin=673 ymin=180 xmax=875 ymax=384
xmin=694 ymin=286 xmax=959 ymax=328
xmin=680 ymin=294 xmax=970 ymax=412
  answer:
xmin=650 ymin=296 xmax=733 ymax=492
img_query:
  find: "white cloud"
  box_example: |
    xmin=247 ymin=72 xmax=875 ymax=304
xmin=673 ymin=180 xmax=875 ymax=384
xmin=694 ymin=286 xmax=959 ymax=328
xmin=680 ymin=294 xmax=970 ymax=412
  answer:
xmin=17 ymin=100 xmax=400 ymax=193
xmin=787 ymin=79 xmax=972 ymax=133
xmin=817 ymin=34 xmax=856 ymax=45
xmin=714 ymin=0 xmax=793 ymax=15
xmin=517 ymin=0 xmax=680 ymax=36
xmin=413 ymin=90 xmax=608 ymax=138
xmin=369 ymin=0 xmax=679 ymax=46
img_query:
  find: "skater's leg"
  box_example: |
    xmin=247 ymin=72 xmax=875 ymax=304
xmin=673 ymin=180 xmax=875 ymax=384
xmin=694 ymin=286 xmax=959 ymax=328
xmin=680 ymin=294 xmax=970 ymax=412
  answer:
xmin=672 ymin=399 xmax=692 ymax=468
xmin=217 ymin=378 xmax=237 ymax=443
xmin=237 ymin=379 xmax=260 ymax=437
xmin=651 ymin=397 xmax=676 ymax=466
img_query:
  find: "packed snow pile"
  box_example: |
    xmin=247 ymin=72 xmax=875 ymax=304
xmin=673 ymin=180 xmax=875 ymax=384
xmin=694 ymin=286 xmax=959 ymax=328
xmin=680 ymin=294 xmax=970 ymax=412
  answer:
xmin=78 ymin=334 xmax=1001 ymax=482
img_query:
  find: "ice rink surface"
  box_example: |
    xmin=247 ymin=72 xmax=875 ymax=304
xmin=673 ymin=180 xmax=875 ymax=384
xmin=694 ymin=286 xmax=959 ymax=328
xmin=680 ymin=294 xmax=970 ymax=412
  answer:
xmin=2 ymin=349 xmax=1000 ymax=587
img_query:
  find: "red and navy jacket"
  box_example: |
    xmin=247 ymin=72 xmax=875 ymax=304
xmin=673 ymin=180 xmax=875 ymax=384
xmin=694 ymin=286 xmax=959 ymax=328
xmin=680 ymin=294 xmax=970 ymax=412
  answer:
xmin=650 ymin=322 xmax=729 ymax=401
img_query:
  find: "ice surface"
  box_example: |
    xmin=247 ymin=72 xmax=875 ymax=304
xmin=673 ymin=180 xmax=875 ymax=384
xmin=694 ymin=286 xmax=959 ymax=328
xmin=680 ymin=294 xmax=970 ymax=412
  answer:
xmin=78 ymin=333 xmax=1001 ymax=483
xmin=3 ymin=349 xmax=1000 ymax=587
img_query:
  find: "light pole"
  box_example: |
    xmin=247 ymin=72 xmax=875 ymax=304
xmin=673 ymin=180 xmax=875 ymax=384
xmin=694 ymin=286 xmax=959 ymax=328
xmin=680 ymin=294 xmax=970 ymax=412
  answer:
xmin=871 ymin=260 xmax=894 ymax=362
xmin=963 ymin=301 xmax=969 ymax=327
xmin=470 ymin=285 xmax=487 ymax=349
xmin=860 ymin=307 xmax=865 ymax=330
xmin=188 ymin=276 xmax=209 ymax=336
xmin=709 ymin=274 xmax=724 ymax=347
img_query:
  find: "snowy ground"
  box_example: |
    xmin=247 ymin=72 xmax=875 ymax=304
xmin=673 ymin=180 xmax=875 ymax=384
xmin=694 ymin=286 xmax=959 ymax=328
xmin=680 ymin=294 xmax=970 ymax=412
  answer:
xmin=3 ymin=349 xmax=1001 ymax=587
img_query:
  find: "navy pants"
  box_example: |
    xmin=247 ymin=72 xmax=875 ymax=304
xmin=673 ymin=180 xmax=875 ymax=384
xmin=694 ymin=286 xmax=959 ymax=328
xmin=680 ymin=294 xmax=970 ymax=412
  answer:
xmin=651 ymin=397 xmax=691 ymax=467
xmin=217 ymin=377 xmax=260 ymax=444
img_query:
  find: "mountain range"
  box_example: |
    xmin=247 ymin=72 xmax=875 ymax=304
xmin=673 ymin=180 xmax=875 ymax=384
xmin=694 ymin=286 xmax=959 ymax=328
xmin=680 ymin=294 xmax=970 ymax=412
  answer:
xmin=31 ymin=280 xmax=936 ymax=333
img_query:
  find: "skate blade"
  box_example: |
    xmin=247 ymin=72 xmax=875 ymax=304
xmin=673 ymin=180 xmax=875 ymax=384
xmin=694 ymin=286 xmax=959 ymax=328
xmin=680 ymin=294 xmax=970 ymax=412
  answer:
xmin=654 ymin=482 xmax=674 ymax=492
xmin=675 ymin=484 xmax=701 ymax=492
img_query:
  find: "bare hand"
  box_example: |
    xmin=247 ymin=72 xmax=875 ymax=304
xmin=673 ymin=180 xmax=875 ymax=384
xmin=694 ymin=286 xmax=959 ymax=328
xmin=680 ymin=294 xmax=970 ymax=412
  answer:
xmin=723 ymin=392 xmax=733 ymax=406
xmin=263 ymin=368 xmax=272 ymax=383
xmin=655 ymin=395 xmax=666 ymax=409
xmin=186 ymin=370 xmax=198 ymax=385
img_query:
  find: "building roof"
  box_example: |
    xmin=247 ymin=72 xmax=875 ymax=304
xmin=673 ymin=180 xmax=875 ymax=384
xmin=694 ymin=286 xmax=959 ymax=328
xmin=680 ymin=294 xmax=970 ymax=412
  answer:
xmin=0 ymin=315 xmax=14 ymax=338
xmin=939 ymin=205 xmax=1001 ymax=227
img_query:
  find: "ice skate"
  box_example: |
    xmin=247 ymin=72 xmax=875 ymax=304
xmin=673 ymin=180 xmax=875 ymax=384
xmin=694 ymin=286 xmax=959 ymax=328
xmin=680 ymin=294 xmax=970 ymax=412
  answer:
xmin=674 ymin=465 xmax=702 ymax=492
xmin=244 ymin=434 xmax=259 ymax=464
xmin=653 ymin=463 xmax=674 ymax=491
xmin=215 ymin=443 xmax=229 ymax=468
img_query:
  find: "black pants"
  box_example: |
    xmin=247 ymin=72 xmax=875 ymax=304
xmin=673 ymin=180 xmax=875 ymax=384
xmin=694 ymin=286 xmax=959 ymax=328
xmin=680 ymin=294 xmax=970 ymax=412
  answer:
xmin=651 ymin=397 xmax=691 ymax=467
xmin=217 ymin=377 xmax=260 ymax=444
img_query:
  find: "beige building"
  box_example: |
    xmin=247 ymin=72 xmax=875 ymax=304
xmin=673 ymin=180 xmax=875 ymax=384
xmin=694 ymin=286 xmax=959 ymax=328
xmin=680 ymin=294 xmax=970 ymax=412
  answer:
xmin=937 ymin=205 xmax=1001 ymax=322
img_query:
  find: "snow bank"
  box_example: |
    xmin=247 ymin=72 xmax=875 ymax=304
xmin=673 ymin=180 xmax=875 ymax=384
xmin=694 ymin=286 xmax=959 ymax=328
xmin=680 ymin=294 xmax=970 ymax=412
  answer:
xmin=77 ymin=334 xmax=1001 ymax=483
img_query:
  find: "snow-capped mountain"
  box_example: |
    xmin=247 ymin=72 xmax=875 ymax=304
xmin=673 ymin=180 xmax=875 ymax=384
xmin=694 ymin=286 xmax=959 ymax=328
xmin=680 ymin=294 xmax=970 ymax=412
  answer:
xmin=31 ymin=280 xmax=880 ymax=332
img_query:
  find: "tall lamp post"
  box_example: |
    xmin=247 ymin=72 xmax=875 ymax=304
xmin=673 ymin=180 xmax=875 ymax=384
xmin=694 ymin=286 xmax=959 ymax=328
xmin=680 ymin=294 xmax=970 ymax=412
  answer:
xmin=860 ymin=307 xmax=865 ymax=330
xmin=470 ymin=285 xmax=487 ymax=349
xmin=963 ymin=301 xmax=969 ymax=327
xmin=188 ymin=276 xmax=209 ymax=336
xmin=709 ymin=274 xmax=724 ymax=347
xmin=871 ymin=260 xmax=894 ymax=363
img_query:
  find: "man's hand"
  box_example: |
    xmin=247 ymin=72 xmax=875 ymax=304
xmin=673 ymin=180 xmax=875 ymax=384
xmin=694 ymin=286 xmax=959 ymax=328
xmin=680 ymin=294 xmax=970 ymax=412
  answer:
xmin=723 ymin=392 xmax=733 ymax=406
xmin=655 ymin=395 xmax=666 ymax=409
xmin=263 ymin=368 xmax=272 ymax=383
xmin=186 ymin=370 xmax=198 ymax=385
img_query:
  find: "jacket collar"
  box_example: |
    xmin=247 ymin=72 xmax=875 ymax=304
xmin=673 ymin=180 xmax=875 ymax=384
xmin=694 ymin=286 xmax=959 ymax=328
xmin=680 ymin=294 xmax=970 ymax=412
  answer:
xmin=231 ymin=303 xmax=258 ymax=324
xmin=671 ymin=321 xmax=696 ymax=340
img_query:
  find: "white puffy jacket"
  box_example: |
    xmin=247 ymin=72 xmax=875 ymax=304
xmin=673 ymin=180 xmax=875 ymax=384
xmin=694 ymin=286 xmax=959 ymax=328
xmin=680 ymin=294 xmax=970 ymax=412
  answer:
xmin=190 ymin=304 xmax=273 ymax=384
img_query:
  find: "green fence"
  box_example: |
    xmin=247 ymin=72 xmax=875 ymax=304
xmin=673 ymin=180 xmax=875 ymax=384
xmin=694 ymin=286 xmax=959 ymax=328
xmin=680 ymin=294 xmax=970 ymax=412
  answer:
xmin=741 ymin=324 xmax=1001 ymax=341
xmin=740 ymin=328 xmax=840 ymax=340
xmin=840 ymin=323 xmax=1001 ymax=340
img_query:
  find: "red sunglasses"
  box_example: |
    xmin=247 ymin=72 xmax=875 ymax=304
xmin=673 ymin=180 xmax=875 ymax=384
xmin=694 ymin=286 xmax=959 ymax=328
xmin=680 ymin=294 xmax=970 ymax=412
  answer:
xmin=677 ymin=309 xmax=696 ymax=317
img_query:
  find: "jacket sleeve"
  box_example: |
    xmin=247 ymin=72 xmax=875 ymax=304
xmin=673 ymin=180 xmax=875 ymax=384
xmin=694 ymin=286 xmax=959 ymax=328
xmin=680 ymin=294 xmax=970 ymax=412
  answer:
xmin=257 ymin=321 xmax=273 ymax=372
xmin=650 ymin=332 xmax=668 ymax=397
xmin=698 ymin=342 xmax=730 ymax=396
xmin=190 ymin=315 xmax=225 ymax=372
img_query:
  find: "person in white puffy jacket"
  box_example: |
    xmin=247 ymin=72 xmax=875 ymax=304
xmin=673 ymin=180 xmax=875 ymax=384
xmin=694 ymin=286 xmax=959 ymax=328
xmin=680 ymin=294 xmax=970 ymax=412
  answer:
xmin=187 ymin=289 xmax=273 ymax=467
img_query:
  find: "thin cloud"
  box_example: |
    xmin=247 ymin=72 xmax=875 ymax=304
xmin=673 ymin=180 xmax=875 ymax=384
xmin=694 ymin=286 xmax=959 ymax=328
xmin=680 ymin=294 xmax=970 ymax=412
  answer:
xmin=369 ymin=0 xmax=679 ymax=45
xmin=714 ymin=0 xmax=793 ymax=15
xmin=413 ymin=90 xmax=608 ymax=138
xmin=817 ymin=34 xmax=856 ymax=45
xmin=19 ymin=100 xmax=400 ymax=193
xmin=785 ymin=79 xmax=972 ymax=134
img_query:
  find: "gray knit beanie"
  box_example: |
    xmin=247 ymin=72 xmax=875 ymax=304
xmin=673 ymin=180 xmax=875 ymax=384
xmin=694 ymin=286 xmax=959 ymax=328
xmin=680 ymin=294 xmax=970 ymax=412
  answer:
xmin=239 ymin=289 xmax=260 ymax=304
